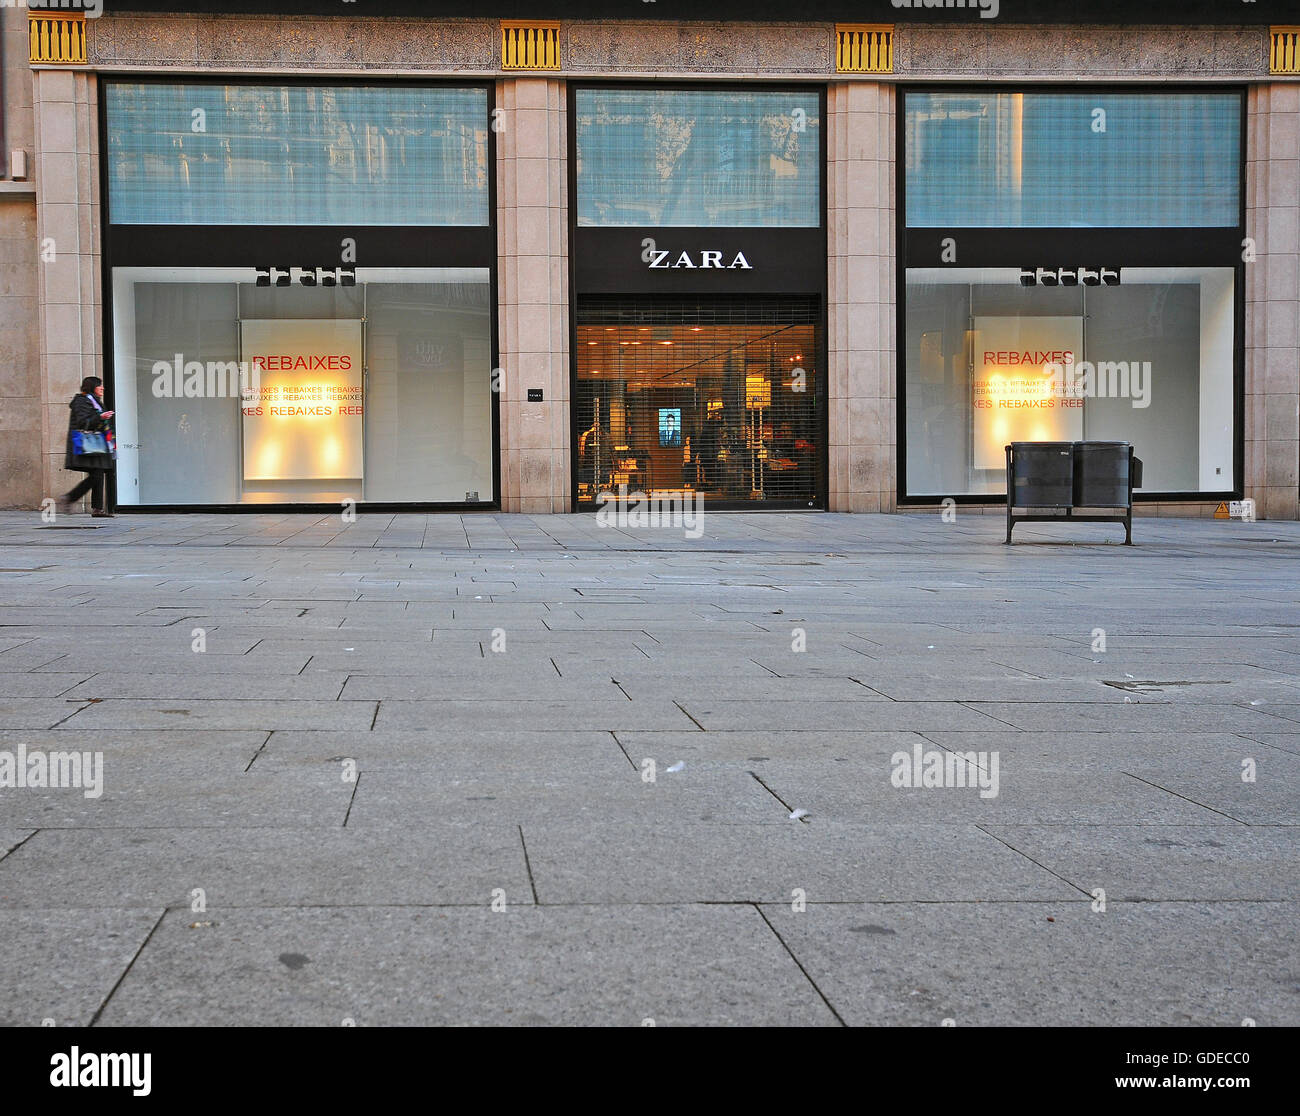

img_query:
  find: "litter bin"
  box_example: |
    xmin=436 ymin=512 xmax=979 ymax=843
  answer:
xmin=1005 ymin=441 xmax=1140 ymax=545
xmin=1009 ymin=442 xmax=1074 ymax=507
xmin=1073 ymin=441 xmax=1131 ymax=507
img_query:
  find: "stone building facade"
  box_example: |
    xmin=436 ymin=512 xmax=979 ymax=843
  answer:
xmin=2 ymin=4 xmax=1296 ymax=518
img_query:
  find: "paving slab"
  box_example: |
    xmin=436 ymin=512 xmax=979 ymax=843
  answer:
xmin=978 ymin=824 xmax=1300 ymax=901
xmin=59 ymin=699 xmax=378 ymax=732
xmin=94 ymin=905 xmax=838 ymax=1026
xmin=760 ymin=901 xmax=1299 ymax=1026
xmin=344 ymin=766 xmax=784 ymax=828
xmin=0 ymin=825 xmax=529 ymax=908
xmin=373 ymin=699 xmax=698 ymax=733
xmin=521 ymin=820 xmax=1079 ymax=904
xmin=0 ymin=908 xmax=163 ymax=1027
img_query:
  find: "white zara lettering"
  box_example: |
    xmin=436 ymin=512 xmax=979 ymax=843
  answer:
xmin=645 ymin=249 xmax=753 ymax=270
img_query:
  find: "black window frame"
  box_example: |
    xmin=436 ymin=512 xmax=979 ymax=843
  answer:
xmin=98 ymin=73 xmax=501 ymax=514
xmin=895 ymin=82 xmax=1248 ymax=507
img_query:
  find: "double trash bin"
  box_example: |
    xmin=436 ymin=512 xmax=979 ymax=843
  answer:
xmin=1005 ymin=441 xmax=1143 ymax=544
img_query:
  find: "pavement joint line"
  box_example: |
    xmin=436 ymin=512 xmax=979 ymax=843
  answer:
xmin=956 ymin=702 xmax=1025 ymax=730
xmin=1121 ymin=772 xmax=1250 ymax=824
xmin=1230 ymin=731 xmax=1300 ymax=757
xmin=973 ymin=824 xmax=1094 ymax=898
xmin=517 ymin=825 xmax=540 ymax=905
xmin=0 ymin=829 xmax=39 ymax=865
xmin=673 ymin=701 xmax=706 ymax=731
xmin=752 ymin=903 xmax=846 ymax=1027
xmin=45 ymin=702 xmax=92 ymax=730
xmin=243 ymin=731 xmax=274 ymax=773
xmin=88 ymin=908 xmax=167 ymax=1028
xmin=610 ymin=731 xmax=639 ymax=772
xmin=748 ymin=771 xmax=810 ymax=823
xmin=342 ymin=773 xmax=361 ymax=827
xmin=848 ymin=677 xmax=893 ymax=699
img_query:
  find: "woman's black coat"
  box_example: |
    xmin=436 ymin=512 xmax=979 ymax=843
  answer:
xmin=65 ymin=393 xmax=114 ymax=473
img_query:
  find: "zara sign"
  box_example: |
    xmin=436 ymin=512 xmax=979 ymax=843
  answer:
xmin=572 ymin=228 xmax=822 ymax=295
xmin=642 ymin=240 xmax=753 ymax=270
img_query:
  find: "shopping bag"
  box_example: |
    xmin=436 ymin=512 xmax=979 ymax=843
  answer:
xmin=73 ymin=430 xmax=109 ymax=456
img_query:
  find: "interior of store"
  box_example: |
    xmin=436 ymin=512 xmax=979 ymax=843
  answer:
xmin=575 ymin=314 xmax=821 ymax=507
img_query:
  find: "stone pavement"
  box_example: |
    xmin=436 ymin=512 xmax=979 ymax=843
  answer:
xmin=0 ymin=509 xmax=1297 ymax=1026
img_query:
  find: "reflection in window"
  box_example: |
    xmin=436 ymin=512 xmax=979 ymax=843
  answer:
xmin=105 ymin=83 xmax=490 ymax=226
xmin=575 ymin=89 xmax=820 ymax=227
xmin=904 ymin=91 xmax=1241 ymax=228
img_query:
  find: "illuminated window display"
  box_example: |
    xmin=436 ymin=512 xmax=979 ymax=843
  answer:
xmin=111 ymin=268 xmax=494 ymax=505
xmin=900 ymin=88 xmax=1243 ymax=501
xmin=575 ymin=300 xmax=823 ymax=508
xmin=103 ymin=79 xmax=496 ymax=509
xmin=903 ymin=268 xmax=1235 ymax=496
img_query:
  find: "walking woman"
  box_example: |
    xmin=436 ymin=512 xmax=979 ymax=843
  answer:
xmin=62 ymin=376 xmax=116 ymax=518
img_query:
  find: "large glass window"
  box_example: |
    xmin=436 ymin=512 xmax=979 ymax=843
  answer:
xmin=574 ymin=88 xmax=820 ymax=227
xmin=903 ymin=268 xmax=1235 ymax=497
xmin=904 ymin=92 xmax=1241 ymax=227
xmin=575 ymin=298 xmax=823 ymax=508
xmin=111 ymin=268 xmax=494 ymax=505
xmin=105 ymin=83 xmax=490 ymax=226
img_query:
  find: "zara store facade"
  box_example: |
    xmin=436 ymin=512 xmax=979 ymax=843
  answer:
xmin=12 ymin=2 xmax=1300 ymax=518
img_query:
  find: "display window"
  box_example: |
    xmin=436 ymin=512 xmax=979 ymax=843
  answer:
xmin=903 ymin=267 xmax=1235 ymax=497
xmin=110 ymin=268 xmax=495 ymax=506
xmin=575 ymin=298 xmax=823 ymax=509
xmin=899 ymin=87 xmax=1244 ymax=502
xmin=102 ymin=79 xmax=497 ymax=509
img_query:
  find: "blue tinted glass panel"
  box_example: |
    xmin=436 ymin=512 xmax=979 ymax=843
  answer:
xmin=576 ymin=88 xmax=820 ymax=227
xmin=904 ymin=92 xmax=1241 ymax=228
xmin=106 ymin=83 xmax=489 ymax=226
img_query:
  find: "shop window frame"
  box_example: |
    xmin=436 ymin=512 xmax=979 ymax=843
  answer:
xmin=97 ymin=74 xmax=502 ymax=513
xmin=566 ymin=80 xmax=830 ymax=514
xmin=895 ymin=83 xmax=1248 ymax=507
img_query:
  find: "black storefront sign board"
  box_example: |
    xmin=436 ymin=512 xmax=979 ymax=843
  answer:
xmin=98 ymin=1 xmax=1289 ymax=25
xmin=903 ymin=227 xmax=1247 ymax=270
xmin=107 ymin=225 xmax=495 ymax=270
xmin=573 ymin=227 xmax=826 ymax=297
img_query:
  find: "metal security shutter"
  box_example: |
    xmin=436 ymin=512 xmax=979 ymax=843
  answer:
xmin=575 ymin=296 xmax=824 ymax=509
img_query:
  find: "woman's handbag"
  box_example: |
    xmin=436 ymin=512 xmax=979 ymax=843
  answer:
xmin=73 ymin=430 xmax=109 ymax=456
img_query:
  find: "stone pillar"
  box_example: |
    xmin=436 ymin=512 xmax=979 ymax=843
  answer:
xmin=32 ymin=67 xmax=101 ymax=506
xmin=827 ymin=81 xmax=896 ymax=513
xmin=495 ymin=76 xmax=570 ymax=513
xmin=0 ymin=8 xmax=41 ymax=509
xmin=1245 ymin=84 xmax=1300 ymax=522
